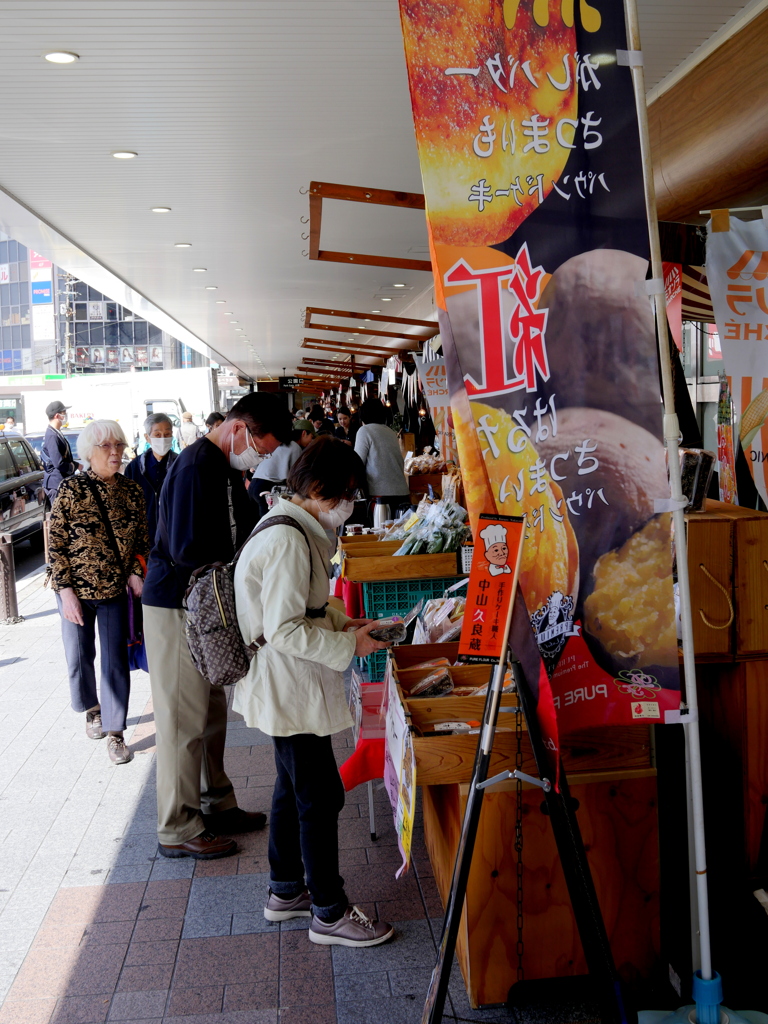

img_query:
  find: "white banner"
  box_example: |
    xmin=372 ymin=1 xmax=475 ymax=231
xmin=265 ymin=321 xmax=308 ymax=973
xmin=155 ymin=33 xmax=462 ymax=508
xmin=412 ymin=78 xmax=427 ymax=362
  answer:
xmin=707 ymin=217 xmax=768 ymax=506
xmin=414 ymin=354 xmax=457 ymax=463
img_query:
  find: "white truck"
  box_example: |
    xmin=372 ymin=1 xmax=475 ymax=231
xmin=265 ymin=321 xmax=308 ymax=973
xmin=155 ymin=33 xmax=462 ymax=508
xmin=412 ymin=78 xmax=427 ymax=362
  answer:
xmin=18 ymin=366 xmax=222 ymax=441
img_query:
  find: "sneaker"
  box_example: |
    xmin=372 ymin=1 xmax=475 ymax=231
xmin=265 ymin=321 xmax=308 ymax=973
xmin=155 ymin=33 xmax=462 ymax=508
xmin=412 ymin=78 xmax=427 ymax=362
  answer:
xmin=309 ymin=905 xmax=394 ymax=947
xmin=86 ymin=709 xmax=105 ymax=740
xmin=106 ymin=735 xmax=133 ymax=765
xmin=264 ymin=888 xmax=312 ymax=922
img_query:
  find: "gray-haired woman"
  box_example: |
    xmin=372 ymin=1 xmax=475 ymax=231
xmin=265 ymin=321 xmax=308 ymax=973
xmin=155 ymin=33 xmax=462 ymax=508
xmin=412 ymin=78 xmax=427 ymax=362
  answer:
xmin=48 ymin=419 xmax=149 ymax=764
xmin=124 ymin=413 xmax=178 ymax=548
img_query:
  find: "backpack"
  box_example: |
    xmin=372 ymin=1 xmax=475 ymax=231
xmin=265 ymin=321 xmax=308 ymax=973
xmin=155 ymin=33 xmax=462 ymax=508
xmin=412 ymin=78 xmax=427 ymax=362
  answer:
xmin=183 ymin=514 xmax=310 ymax=687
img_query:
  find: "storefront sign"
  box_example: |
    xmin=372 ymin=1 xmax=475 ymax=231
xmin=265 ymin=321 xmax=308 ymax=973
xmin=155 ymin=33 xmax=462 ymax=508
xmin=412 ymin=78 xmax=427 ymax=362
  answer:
xmin=663 ymin=262 xmax=683 ymax=352
xmin=707 ymin=218 xmax=768 ymax=508
xmin=458 ymin=514 xmax=524 ymax=662
xmin=31 ymin=281 xmax=52 ymax=304
xmin=399 ymin=0 xmax=679 ymax=732
xmin=0 ymin=265 xmax=9 ymax=285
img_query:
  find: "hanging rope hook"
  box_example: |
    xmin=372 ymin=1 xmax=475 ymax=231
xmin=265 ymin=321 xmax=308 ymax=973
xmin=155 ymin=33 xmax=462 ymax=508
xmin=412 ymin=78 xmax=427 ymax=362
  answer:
xmin=698 ymin=563 xmax=734 ymax=630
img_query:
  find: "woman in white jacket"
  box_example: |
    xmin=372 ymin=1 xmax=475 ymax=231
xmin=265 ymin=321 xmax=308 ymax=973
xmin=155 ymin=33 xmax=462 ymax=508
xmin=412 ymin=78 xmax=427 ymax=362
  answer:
xmin=233 ymin=437 xmax=395 ymax=948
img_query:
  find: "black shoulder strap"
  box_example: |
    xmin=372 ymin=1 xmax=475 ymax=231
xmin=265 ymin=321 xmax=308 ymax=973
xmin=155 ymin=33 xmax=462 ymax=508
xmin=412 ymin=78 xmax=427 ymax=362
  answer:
xmin=233 ymin=514 xmax=311 ymax=568
xmin=85 ymin=476 xmax=127 ymax=580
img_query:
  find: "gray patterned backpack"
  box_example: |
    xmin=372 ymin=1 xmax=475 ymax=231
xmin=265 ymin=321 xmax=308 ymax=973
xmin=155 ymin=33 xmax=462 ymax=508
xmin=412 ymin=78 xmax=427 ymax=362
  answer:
xmin=183 ymin=515 xmax=310 ymax=686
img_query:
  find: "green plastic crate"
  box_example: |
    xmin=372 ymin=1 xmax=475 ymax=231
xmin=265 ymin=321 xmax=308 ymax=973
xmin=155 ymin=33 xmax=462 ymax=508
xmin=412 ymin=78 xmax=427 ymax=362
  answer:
xmin=363 ymin=575 xmax=461 ymax=681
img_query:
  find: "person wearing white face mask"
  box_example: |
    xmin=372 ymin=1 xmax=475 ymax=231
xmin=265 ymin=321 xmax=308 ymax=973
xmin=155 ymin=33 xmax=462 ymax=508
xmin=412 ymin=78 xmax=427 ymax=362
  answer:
xmin=142 ymin=394 xmax=293 ymax=861
xmin=233 ymin=436 xmax=394 ymax=948
xmin=124 ymin=413 xmax=179 ymax=548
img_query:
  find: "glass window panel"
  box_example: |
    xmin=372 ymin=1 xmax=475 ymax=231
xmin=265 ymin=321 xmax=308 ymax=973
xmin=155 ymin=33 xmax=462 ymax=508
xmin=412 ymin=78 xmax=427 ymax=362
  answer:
xmin=0 ymin=241 xmax=7 ymax=263
xmin=7 ymin=241 xmax=16 ymax=261
xmin=105 ymin=322 xmax=118 ymax=343
xmin=16 ymin=243 xmax=27 ymax=261
xmin=90 ymin=324 xmax=104 ymax=345
xmin=106 ymin=302 xmax=118 ymax=321
xmin=1 ymin=307 xmax=9 ymax=328
xmin=133 ymin=321 xmax=147 ymax=343
xmin=17 ymin=260 xmax=28 ymax=281
xmin=701 ymin=400 xmax=718 ymax=454
xmin=74 ymin=303 xmax=87 ymax=321
xmin=75 ymin=323 xmax=89 ymax=342
xmin=1 ymin=326 xmax=10 ymax=345
xmin=74 ymin=281 xmax=87 ymax=302
xmin=700 ymin=324 xmax=723 ymax=377
xmin=10 ymin=308 xmax=19 ymax=325
xmin=0 ymin=285 xmax=7 ymax=306
xmin=88 ymin=287 xmax=103 ymax=301
xmin=9 ymin=283 xmax=18 ymax=305
xmin=10 ymin=325 xmax=20 ymax=346
xmin=21 ymin=324 xmax=30 ymax=348
xmin=9 ymin=263 xmax=18 ymax=283
xmin=0 ymin=443 xmax=15 ymax=483
xmin=20 ymin=304 xmax=29 ymax=325
xmin=148 ymin=325 xmax=162 ymax=344
xmin=16 ymin=282 xmax=28 ymax=305
xmin=119 ymin=322 xmax=134 ymax=344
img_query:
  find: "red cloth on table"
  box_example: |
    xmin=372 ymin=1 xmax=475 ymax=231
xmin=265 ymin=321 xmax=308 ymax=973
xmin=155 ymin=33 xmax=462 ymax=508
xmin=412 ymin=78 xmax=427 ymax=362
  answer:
xmin=339 ymin=737 xmax=385 ymax=792
xmin=334 ymin=575 xmax=364 ymax=619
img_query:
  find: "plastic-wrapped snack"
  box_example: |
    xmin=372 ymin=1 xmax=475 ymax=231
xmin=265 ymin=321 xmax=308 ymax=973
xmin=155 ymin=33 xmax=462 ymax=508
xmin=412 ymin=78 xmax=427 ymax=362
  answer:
xmin=407 ymin=657 xmax=452 ymax=672
xmin=368 ymin=616 xmax=407 ymax=643
xmin=409 ymin=669 xmax=454 ymax=697
xmin=469 ymin=670 xmax=516 ymax=696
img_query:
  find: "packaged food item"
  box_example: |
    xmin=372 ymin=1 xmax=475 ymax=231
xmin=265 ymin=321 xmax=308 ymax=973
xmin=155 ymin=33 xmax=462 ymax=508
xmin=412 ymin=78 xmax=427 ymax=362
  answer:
xmin=407 ymin=657 xmax=452 ymax=672
xmin=678 ymin=448 xmax=715 ymax=512
xmin=392 ymin=497 xmax=469 ymax=555
xmin=468 ymin=670 xmax=516 ymax=695
xmin=408 ymin=669 xmax=454 ymax=697
xmin=368 ymin=616 xmax=407 ymax=643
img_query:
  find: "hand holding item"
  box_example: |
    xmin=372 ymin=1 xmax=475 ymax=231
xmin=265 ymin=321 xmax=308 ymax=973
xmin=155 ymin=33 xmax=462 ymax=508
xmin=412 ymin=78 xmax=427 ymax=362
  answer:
xmin=354 ymin=621 xmax=391 ymax=659
xmin=60 ymin=587 xmax=84 ymax=626
xmin=345 ymin=618 xmax=372 ymax=630
xmin=127 ymin=574 xmax=144 ymax=598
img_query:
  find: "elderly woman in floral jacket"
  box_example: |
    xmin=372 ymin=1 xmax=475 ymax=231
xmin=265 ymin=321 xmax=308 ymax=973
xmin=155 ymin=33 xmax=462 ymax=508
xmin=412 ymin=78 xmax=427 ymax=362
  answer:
xmin=49 ymin=419 xmax=149 ymax=764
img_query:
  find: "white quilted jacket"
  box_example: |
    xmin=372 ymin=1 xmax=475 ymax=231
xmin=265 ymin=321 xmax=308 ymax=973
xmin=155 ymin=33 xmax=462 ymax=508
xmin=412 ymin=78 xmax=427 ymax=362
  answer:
xmin=233 ymin=497 xmax=356 ymax=737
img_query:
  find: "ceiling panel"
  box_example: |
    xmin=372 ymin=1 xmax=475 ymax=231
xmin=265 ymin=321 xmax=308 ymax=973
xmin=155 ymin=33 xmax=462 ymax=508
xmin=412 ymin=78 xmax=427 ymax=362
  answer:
xmin=0 ymin=0 xmax=758 ymax=378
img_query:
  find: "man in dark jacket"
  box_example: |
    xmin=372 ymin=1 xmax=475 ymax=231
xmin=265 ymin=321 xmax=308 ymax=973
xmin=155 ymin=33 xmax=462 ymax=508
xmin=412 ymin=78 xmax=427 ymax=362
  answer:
xmin=41 ymin=401 xmax=75 ymax=506
xmin=124 ymin=413 xmax=178 ymax=547
xmin=143 ymin=393 xmax=293 ymax=861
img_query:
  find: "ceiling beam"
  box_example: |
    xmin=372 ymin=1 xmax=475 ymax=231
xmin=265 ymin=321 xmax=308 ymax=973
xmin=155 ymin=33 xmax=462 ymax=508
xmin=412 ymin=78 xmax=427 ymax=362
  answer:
xmin=302 ymin=338 xmax=404 ymax=359
xmin=305 ymin=306 xmax=437 ymax=332
xmin=307 ymin=181 xmax=432 ymax=272
xmin=305 ymin=323 xmax=426 ymax=344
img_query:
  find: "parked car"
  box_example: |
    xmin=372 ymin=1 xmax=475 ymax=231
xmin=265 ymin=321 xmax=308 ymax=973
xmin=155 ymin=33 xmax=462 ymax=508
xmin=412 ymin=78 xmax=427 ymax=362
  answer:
xmin=24 ymin=430 xmax=83 ymax=466
xmin=0 ymin=435 xmax=46 ymax=545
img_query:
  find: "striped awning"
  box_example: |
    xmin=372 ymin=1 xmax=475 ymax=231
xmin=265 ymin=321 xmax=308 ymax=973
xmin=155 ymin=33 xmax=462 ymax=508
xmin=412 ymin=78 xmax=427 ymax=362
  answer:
xmin=682 ymin=265 xmax=714 ymax=323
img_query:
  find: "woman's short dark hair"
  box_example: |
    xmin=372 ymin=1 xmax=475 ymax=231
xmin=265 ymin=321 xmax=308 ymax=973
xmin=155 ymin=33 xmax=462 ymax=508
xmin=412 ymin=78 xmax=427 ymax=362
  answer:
xmin=309 ymin=404 xmax=325 ymax=422
xmin=359 ymin=398 xmax=387 ymax=425
xmin=287 ymin=436 xmax=366 ymax=506
xmin=337 ymin=405 xmax=351 ymax=418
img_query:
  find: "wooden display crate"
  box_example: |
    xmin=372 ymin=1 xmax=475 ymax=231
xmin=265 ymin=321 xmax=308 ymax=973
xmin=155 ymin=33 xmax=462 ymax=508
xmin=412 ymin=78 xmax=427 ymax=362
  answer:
xmin=343 ymin=550 xmax=461 ymax=582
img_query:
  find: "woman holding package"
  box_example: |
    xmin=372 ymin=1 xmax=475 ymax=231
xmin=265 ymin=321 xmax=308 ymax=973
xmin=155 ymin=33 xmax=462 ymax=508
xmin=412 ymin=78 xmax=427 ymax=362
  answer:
xmin=234 ymin=436 xmax=394 ymax=947
xmin=49 ymin=419 xmax=149 ymax=765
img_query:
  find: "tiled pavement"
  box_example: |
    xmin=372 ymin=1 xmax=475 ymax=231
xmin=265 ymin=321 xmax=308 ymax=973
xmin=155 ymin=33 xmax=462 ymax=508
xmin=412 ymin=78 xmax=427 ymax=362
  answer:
xmin=0 ymin=571 xmax=520 ymax=1024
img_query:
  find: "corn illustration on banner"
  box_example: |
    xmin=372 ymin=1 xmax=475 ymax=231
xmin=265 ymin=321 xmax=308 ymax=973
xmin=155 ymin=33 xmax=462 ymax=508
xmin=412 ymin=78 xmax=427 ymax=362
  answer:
xmin=707 ymin=218 xmax=768 ymax=510
xmin=398 ymin=0 xmax=680 ymax=731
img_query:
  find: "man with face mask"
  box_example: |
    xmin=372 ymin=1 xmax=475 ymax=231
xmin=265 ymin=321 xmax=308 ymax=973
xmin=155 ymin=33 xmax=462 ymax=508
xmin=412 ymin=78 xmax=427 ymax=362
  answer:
xmin=124 ymin=413 xmax=178 ymax=547
xmin=41 ymin=401 xmax=76 ymax=508
xmin=142 ymin=393 xmax=293 ymax=861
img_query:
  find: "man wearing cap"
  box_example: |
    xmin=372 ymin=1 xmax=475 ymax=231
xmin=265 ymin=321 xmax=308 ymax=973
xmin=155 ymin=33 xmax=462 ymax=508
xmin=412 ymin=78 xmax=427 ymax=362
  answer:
xmin=41 ymin=401 xmax=75 ymax=507
xmin=247 ymin=420 xmax=315 ymax=519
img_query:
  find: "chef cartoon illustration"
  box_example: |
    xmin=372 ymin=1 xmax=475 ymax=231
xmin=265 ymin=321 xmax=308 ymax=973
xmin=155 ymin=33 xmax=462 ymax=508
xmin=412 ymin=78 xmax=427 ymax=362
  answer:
xmin=480 ymin=523 xmax=511 ymax=576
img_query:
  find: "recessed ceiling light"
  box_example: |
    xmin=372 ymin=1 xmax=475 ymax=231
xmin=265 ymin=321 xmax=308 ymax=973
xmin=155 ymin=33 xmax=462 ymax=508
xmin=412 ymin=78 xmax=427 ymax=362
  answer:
xmin=235 ymin=328 xmax=243 ymax=332
xmin=393 ymin=283 xmax=406 ymax=288
xmin=371 ymin=310 xmax=381 ymax=313
xmin=205 ymin=286 xmax=217 ymax=290
xmin=44 ymin=51 xmax=79 ymax=63
xmin=224 ymin=312 xmax=233 ymax=315
xmin=381 ymin=297 xmax=392 ymax=302
xmin=111 ymin=151 xmax=137 ymax=159
xmin=215 ymin=300 xmax=226 ymax=304
xmin=151 ymin=206 xmax=171 ymax=213
xmin=230 ymin=320 xmax=239 ymax=324
xmin=192 ymin=267 xmax=207 ymax=272
xmin=174 ymin=242 xmax=192 ymax=248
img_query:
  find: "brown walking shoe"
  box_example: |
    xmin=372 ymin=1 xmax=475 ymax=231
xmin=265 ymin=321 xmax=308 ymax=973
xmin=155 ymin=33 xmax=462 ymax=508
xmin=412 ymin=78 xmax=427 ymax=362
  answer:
xmin=264 ymin=888 xmax=312 ymax=922
xmin=106 ymin=735 xmax=133 ymax=764
xmin=158 ymin=830 xmax=237 ymax=860
xmin=85 ymin=709 xmax=105 ymax=740
xmin=309 ymin=905 xmax=394 ymax=947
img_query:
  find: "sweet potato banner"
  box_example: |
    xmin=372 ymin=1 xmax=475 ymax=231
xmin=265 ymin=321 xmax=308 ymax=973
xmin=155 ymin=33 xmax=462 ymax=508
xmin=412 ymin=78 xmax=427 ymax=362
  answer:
xmin=398 ymin=0 xmax=680 ymax=732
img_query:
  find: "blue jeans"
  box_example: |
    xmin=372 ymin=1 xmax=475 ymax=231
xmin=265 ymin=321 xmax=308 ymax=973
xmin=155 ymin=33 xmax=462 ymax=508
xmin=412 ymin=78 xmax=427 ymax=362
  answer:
xmin=57 ymin=593 xmax=130 ymax=733
xmin=268 ymin=733 xmax=348 ymax=921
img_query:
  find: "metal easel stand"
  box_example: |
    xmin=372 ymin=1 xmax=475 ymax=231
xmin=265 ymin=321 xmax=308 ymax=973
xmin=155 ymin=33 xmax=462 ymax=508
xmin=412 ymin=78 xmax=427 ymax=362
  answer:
xmin=621 ymin=2 xmax=756 ymax=1022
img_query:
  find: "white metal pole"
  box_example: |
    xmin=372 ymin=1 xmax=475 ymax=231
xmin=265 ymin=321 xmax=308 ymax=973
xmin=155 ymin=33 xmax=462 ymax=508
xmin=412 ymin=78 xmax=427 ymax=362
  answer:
xmin=622 ymin=0 xmax=713 ymax=982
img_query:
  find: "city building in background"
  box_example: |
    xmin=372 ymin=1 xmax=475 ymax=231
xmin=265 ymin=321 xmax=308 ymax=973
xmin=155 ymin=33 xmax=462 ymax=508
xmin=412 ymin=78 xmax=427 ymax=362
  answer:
xmin=0 ymin=231 xmax=209 ymax=378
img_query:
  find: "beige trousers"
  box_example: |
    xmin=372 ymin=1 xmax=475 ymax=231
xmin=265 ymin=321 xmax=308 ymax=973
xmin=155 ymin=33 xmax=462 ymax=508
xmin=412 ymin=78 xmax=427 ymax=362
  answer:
xmin=144 ymin=605 xmax=237 ymax=844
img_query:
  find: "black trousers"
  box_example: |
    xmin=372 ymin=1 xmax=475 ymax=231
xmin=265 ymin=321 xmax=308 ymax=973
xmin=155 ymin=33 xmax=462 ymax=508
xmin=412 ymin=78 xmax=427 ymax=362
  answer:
xmin=57 ymin=593 xmax=130 ymax=733
xmin=268 ymin=733 xmax=348 ymax=920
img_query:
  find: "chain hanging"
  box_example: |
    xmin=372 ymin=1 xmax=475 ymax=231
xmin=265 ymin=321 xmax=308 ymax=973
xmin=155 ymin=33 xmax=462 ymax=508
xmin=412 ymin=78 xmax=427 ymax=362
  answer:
xmin=514 ymin=674 xmax=525 ymax=982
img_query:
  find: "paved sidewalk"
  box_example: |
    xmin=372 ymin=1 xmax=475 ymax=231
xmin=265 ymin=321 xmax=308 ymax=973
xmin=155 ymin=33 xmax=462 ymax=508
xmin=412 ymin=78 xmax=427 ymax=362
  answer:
xmin=0 ymin=574 xmax=523 ymax=1024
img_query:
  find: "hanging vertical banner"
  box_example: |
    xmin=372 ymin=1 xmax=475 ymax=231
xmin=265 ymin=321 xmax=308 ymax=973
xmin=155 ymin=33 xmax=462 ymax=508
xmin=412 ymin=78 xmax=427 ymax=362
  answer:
xmin=663 ymin=262 xmax=683 ymax=352
xmin=398 ymin=0 xmax=679 ymax=731
xmin=415 ymin=354 xmax=459 ymax=463
xmin=707 ymin=217 xmax=768 ymax=508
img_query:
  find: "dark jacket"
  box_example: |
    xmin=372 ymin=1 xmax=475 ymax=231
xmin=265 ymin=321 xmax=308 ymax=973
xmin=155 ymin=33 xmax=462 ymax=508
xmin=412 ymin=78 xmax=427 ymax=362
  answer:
xmin=142 ymin=436 xmax=258 ymax=609
xmin=123 ymin=449 xmax=178 ymax=548
xmin=41 ymin=425 xmax=75 ymax=501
